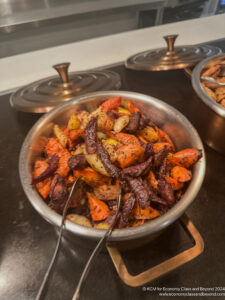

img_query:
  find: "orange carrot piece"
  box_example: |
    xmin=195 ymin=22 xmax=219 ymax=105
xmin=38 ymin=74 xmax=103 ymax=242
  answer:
xmin=87 ymin=192 xmax=109 ymax=221
xmin=134 ymin=202 xmax=160 ymax=220
xmin=62 ymin=127 xmax=70 ymax=137
xmin=165 ymin=176 xmax=184 ymax=191
xmin=169 ymin=148 xmax=202 ymax=168
xmin=45 ymin=137 xmax=64 ymax=157
xmin=33 ymin=159 xmax=51 ymax=198
xmin=101 ymin=97 xmax=121 ymax=112
xmin=138 ymin=136 xmax=148 ymax=144
xmin=157 ymin=128 xmax=175 ymax=151
xmin=74 ymin=167 xmax=110 ymax=187
xmin=147 ymin=171 xmax=158 ymax=191
xmin=115 ymin=144 xmax=145 ymax=168
xmin=107 ymin=131 xmax=140 ymax=146
xmin=126 ymin=101 xmax=140 ymax=113
xmin=69 ymin=129 xmax=84 ymax=141
xmin=56 ymin=150 xmax=71 ymax=177
xmin=171 ymin=166 xmax=192 ymax=182
xmin=153 ymin=142 xmax=174 ymax=153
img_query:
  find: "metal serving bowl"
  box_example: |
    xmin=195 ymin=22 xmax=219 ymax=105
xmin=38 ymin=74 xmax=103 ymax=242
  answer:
xmin=192 ymin=53 xmax=225 ymax=155
xmin=19 ymin=91 xmax=205 ymax=250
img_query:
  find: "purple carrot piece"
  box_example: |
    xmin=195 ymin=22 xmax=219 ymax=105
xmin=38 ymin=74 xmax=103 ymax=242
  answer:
xmin=32 ymin=154 xmax=59 ymax=184
xmin=153 ymin=147 xmax=168 ymax=168
xmin=117 ymin=194 xmax=136 ymax=228
xmin=67 ymin=154 xmax=87 ymax=170
xmin=125 ymin=176 xmax=150 ymax=209
xmin=49 ymin=174 xmax=68 ymax=213
xmin=85 ymin=117 xmax=97 ymax=154
xmin=139 ymin=116 xmax=150 ymax=130
xmin=122 ymin=156 xmax=152 ymax=177
xmin=97 ymin=142 xmax=121 ymax=178
xmin=143 ymin=180 xmax=167 ymax=206
xmin=125 ymin=112 xmax=141 ymax=133
xmin=144 ymin=142 xmax=154 ymax=159
xmin=158 ymin=178 xmax=175 ymax=206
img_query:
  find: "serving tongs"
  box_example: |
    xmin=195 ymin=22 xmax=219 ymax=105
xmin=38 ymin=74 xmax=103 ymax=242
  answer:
xmin=35 ymin=176 xmax=81 ymax=300
xmin=72 ymin=188 xmax=122 ymax=300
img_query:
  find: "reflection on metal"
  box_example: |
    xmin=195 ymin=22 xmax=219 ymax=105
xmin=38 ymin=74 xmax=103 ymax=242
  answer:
xmin=107 ymin=214 xmax=204 ymax=287
xmin=10 ymin=63 xmax=121 ymax=113
xmin=125 ymin=35 xmax=222 ymax=71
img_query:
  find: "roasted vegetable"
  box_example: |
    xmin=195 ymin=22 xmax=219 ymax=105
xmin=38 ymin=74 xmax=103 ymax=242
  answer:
xmin=158 ymin=178 xmax=175 ymax=206
xmin=114 ymin=115 xmax=130 ymax=132
xmin=139 ymin=126 xmax=159 ymax=143
xmin=67 ymin=114 xmax=80 ymax=130
xmin=171 ymin=166 xmax=192 ymax=182
xmin=108 ymin=131 xmax=140 ymax=146
xmin=116 ymin=144 xmax=144 ymax=168
xmin=97 ymin=142 xmax=121 ymax=178
xmin=117 ymin=194 xmax=136 ymax=228
xmin=45 ymin=138 xmax=64 ymax=157
xmin=87 ymin=192 xmax=110 ymax=221
xmin=125 ymin=176 xmax=150 ymax=209
xmin=67 ymin=214 xmax=92 ymax=227
xmin=85 ymin=117 xmax=98 ymax=154
xmin=101 ymin=96 xmax=121 ymax=112
xmin=169 ymin=148 xmax=202 ymax=168
xmin=74 ymin=167 xmax=110 ymax=187
xmin=33 ymin=159 xmax=52 ymax=198
xmin=67 ymin=154 xmax=87 ymax=170
xmin=134 ymin=201 xmax=160 ymax=220
xmin=125 ymin=112 xmax=141 ymax=133
xmin=49 ymin=174 xmax=68 ymax=213
xmin=32 ymin=154 xmax=59 ymax=184
xmin=94 ymin=184 xmax=120 ymax=201
xmin=54 ymin=125 xmax=68 ymax=147
xmin=56 ymin=150 xmax=71 ymax=177
xmin=122 ymin=156 xmax=152 ymax=177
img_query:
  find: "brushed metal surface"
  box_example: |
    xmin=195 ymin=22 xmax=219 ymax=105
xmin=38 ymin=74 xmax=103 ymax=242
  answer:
xmin=19 ymin=90 xmax=206 ymax=248
xmin=10 ymin=69 xmax=121 ymax=113
xmin=126 ymin=42 xmax=221 ymax=71
xmin=192 ymin=53 xmax=225 ymax=154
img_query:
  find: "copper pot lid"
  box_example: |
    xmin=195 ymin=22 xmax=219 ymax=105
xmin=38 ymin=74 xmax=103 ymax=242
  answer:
xmin=125 ymin=34 xmax=222 ymax=71
xmin=10 ymin=62 xmax=121 ymax=113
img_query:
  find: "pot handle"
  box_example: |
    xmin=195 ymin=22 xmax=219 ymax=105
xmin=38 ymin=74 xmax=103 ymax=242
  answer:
xmin=107 ymin=214 xmax=204 ymax=287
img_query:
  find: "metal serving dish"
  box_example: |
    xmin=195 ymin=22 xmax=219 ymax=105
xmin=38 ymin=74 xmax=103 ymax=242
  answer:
xmin=19 ymin=91 xmax=205 ymax=250
xmin=192 ymin=53 xmax=225 ymax=155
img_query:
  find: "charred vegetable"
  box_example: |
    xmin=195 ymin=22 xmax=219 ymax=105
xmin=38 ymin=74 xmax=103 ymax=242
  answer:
xmin=49 ymin=174 xmax=68 ymax=213
xmin=85 ymin=117 xmax=97 ymax=154
xmin=32 ymin=154 xmax=59 ymax=184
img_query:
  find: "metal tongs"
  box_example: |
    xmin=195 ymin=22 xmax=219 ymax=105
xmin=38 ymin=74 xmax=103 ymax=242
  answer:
xmin=72 ymin=187 xmax=122 ymax=300
xmin=35 ymin=176 xmax=81 ymax=300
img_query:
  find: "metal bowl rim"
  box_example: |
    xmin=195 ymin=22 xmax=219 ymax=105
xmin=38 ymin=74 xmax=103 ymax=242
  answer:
xmin=19 ymin=90 xmax=206 ymax=242
xmin=192 ymin=53 xmax=225 ymax=117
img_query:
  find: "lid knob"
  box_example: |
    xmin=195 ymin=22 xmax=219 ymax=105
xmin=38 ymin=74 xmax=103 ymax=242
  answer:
xmin=163 ymin=34 xmax=178 ymax=54
xmin=53 ymin=62 xmax=70 ymax=84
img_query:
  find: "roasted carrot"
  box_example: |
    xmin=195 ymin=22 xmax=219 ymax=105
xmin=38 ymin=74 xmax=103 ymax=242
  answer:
xmin=87 ymin=192 xmax=109 ymax=221
xmin=147 ymin=171 xmax=158 ymax=191
xmin=153 ymin=142 xmax=174 ymax=153
xmin=165 ymin=176 xmax=184 ymax=191
xmin=69 ymin=129 xmax=84 ymax=141
xmin=56 ymin=150 xmax=71 ymax=177
xmin=134 ymin=202 xmax=160 ymax=219
xmin=107 ymin=131 xmax=140 ymax=146
xmin=138 ymin=136 xmax=148 ymax=144
xmin=157 ymin=128 xmax=175 ymax=151
xmin=101 ymin=97 xmax=121 ymax=112
xmin=115 ymin=144 xmax=145 ymax=168
xmin=169 ymin=148 xmax=202 ymax=168
xmin=45 ymin=138 xmax=64 ymax=157
xmin=33 ymin=159 xmax=51 ymax=198
xmin=171 ymin=166 xmax=192 ymax=182
xmin=126 ymin=101 xmax=140 ymax=113
xmin=74 ymin=167 xmax=110 ymax=187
